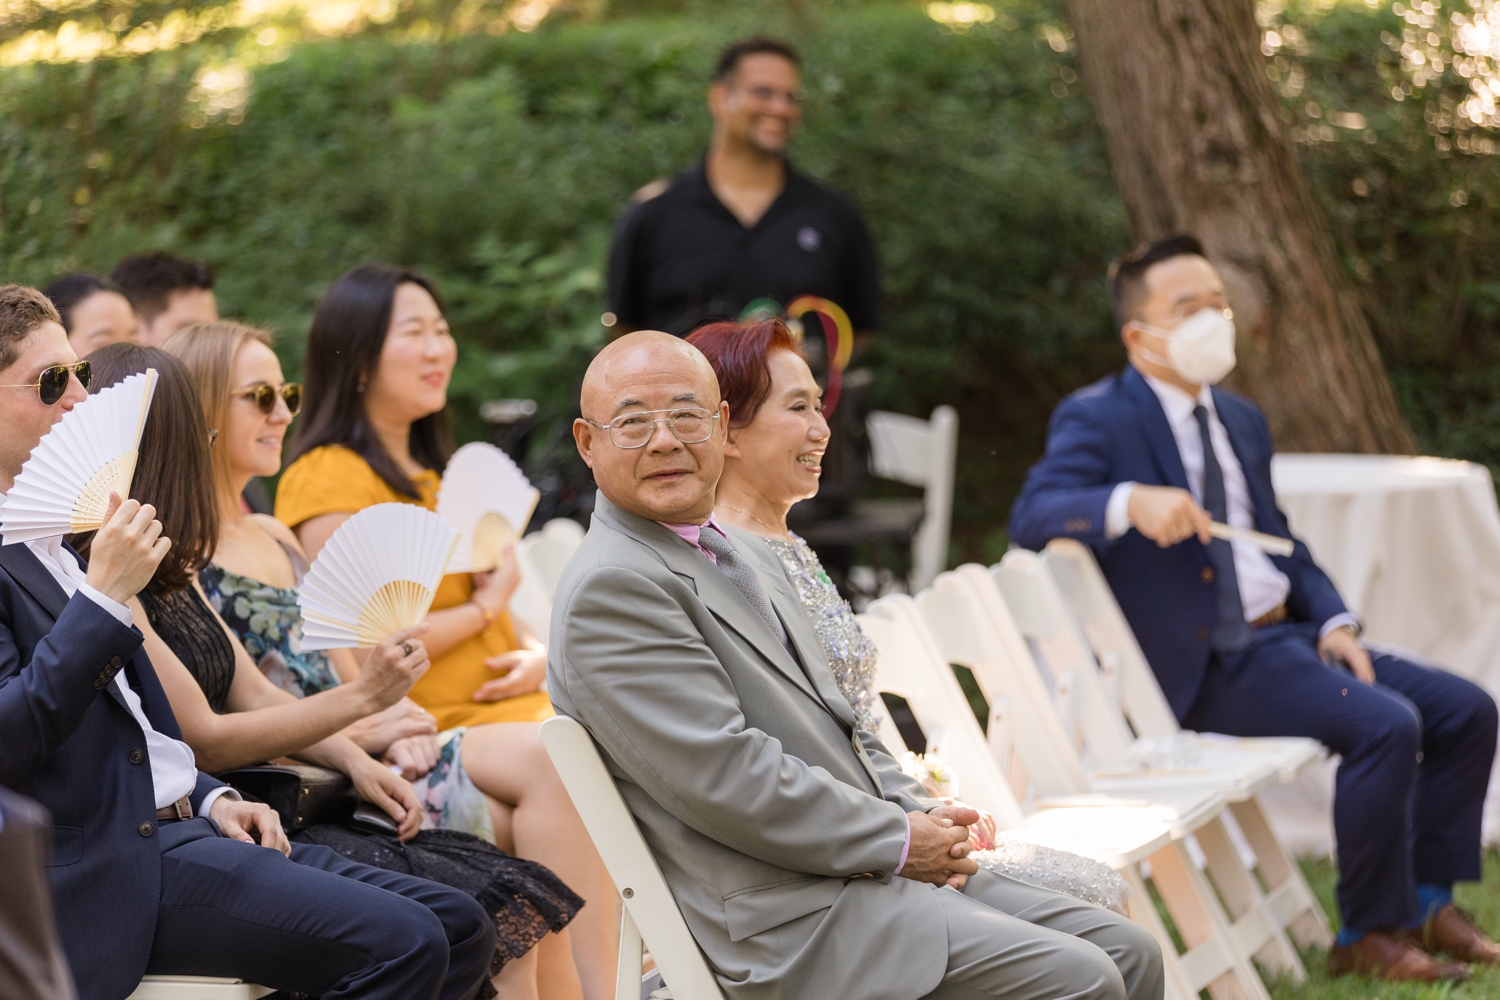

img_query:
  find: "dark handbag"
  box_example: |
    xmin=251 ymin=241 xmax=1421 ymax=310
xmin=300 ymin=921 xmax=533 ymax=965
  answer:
xmin=218 ymin=763 xmax=358 ymax=831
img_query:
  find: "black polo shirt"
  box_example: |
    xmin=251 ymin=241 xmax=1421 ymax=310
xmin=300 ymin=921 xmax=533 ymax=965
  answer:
xmin=606 ymin=159 xmax=881 ymax=337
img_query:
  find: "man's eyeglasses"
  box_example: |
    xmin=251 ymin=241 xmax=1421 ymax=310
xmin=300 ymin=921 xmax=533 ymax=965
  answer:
xmin=0 ymin=361 xmax=91 ymax=405
xmin=232 ymin=382 xmax=303 ymax=416
xmin=584 ymin=407 xmax=719 ymax=449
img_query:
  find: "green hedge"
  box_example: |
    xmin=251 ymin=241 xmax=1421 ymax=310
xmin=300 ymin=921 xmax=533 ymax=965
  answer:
xmin=1 ymin=0 xmax=1496 ymax=561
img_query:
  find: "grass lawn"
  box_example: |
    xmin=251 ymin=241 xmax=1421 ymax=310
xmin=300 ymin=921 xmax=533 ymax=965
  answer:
xmin=1267 ymin=851 xmax=1500 ymax=999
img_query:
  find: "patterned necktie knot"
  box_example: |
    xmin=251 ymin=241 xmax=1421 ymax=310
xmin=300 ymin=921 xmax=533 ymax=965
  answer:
xmin=698 ymin=526 xmax=789 ymax=648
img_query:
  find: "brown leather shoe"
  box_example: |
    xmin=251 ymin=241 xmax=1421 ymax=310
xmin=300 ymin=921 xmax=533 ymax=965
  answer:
xmin=1327 ymin=930 xmax=1470 ymax=982
xmin=1421 ymin=903 xmax=1500 ymax=965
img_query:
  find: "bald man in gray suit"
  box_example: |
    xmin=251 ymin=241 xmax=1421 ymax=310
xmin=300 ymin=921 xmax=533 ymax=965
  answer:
xmin=547 ymin=331 xmax=1162 ymax=1000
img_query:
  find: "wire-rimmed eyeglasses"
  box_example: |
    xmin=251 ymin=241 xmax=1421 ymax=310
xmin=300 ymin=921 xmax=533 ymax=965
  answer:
xmin=583 ymin=407 xmax=720 ymax=449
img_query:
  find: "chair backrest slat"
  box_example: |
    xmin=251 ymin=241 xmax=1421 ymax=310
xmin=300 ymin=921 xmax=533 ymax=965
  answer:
xmin=538 ymin=716 xmax=725 ymax=1000
xmin=858 ymin=596 xmax=1028 ymax=829
xmin=993 ymin=553 xmax=1139 ymax=766
xmin=919 ymin=567 xmax=1094 ymax=799
xmin=1039 ymin=540 xmax=1183 ymax=738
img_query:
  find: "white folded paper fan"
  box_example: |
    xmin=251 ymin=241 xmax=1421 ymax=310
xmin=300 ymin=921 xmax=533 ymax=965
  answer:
xmin=298 ymin=503 xmax=460 ymax=650
xmin=0 ymin=369 xmax=159 ymax=544
xmin=436 ymin=442 xmax=540 ymax=574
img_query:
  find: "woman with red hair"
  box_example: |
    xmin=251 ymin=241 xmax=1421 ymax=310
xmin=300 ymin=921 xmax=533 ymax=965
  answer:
xmin=684 ymin=319 xmax=884 ymax=725
xmin=686 ymin=319 xmax=1132 ymax=913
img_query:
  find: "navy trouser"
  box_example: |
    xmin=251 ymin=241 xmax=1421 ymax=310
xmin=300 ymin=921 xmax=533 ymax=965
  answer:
xmin=1182 ymin=623 xmax=1497 ymax=933
xmin=145 ymin=818 xmax=495 ymax=999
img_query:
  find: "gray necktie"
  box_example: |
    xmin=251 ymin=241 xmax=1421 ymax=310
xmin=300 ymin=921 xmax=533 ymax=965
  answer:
xmin=697 ymin=527 xmax=790 ymax=648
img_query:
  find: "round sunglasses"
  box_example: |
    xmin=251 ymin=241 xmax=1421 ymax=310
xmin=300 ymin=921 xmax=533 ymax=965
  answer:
xmin=232 ymin=381 xmax=303 ymax=416
xmin=0 ymin=360 xmax=91 ymax=405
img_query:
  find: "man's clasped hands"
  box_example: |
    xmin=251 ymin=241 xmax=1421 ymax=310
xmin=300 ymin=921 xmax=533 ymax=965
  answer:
xmin=902 ymin=804 xmax=984 ymax=889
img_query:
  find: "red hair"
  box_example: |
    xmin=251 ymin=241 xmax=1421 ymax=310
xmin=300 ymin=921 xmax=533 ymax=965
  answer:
xmin=686 ymin=319 xmax=800 ymax=430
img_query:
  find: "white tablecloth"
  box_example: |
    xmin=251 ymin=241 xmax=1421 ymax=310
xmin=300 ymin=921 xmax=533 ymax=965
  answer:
xmin=1271 ymin=454 xmax=1500 ymax=843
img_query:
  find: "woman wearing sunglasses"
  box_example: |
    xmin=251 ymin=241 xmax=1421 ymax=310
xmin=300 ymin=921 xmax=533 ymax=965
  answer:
xmin=261 ymin=266 xmax=616 ymax=1000
xmin=81 ymin=340 xmax=586 ymax=1000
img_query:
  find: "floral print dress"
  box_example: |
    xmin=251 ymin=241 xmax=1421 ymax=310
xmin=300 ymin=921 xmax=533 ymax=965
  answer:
xmin=200 ymin=545 xmax=496 ymax=842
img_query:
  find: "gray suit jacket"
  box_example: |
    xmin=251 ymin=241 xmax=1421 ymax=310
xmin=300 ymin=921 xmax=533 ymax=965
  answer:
xmin=548 ymin=492 xmax=948 ymax=1000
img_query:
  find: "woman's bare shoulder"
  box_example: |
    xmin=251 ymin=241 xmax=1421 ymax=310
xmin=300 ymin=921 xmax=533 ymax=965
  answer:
xmin=247 ymin=513 xmax=308 ymax=555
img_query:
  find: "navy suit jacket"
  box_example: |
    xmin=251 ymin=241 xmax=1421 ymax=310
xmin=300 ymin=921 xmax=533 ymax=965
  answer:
xmin=0 ymin=541 xmax=224 ymax=1000
xmin=1008 ymin=365 xmax=1347 ymax=719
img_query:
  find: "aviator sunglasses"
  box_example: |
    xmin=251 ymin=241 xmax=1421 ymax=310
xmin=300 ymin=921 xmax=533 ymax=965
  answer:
xmin=232 ymin=381 xmax=303 ymax=416
xmin=0 ymin=360 xmax=91 ymax=405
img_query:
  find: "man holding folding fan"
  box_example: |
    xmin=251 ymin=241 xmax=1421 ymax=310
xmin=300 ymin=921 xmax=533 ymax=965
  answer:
xmin=1007 ymin=235 xmax=1500 ymax=984
xmin=0 ymin=284 xmax=496 ymax=1000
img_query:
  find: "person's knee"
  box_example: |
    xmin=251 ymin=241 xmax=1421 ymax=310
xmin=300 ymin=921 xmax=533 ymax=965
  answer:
xmin=1050 ymin=938 xmax=1129 ymax=1000
xmin=1364 ymin=695 xmax=1422 ymax=761
xmin=1077 ymin=947 xmax=1130 ymax=1000
xmin=440 ymin=887 xmax=496 ymax=955
xmin=1465 ymin=687 xmax=1499 ymax=745
xmin=1108 ymin=918 xmax=1164 ymax=1000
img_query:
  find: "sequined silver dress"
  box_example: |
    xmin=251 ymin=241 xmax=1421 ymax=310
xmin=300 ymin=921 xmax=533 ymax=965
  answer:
xmin=764 ymin=532 xmax=1131 ymax=913
xmin=763 ymin=534 xmax=883 ymax=732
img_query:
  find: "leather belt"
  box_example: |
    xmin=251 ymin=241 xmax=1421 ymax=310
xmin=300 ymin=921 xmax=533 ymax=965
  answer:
xmin=1250 ymin=604 xmax=1288 ymax=629
xmin=156 ymin=796 xmax=193 ymax=822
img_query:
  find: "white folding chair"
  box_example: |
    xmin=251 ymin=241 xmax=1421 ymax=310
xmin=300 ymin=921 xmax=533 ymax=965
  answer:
xmin=992 ymin=553 xmax=1282 ymax=803
xmin=867 ymin=406 xmax=958 ymax=590
xmin=1037 ymin=539 xmax=1333 ymax=950
xmin=127 ymin=978 xmax=272 ymax=999
xmin=521 ymin=518 xmax=587 ymax=594
xmin=539 ymin=715 xmax=726 ymax=1000
xmin=914 ymin=573 xmax=1293 ymax=999
xmin=511 ymin=518 xmax=589 ymax=645
xmin=860 ymin=598 xmax=1263 ymax=1000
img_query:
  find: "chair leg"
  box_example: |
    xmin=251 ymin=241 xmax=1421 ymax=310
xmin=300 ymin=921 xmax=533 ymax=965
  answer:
xmin=1149 ymin=841 xmax=1273 ymax=1000
xmin=615 ymin=905 xmax=643 ymax=1000
xmin=1229 ymin=799 xmax=1334 ymax=950
xmin=1195 ymin=817 xmax=1306 ymax=980
xmin=1120 ymin=866 xmax=1198 ymax=1000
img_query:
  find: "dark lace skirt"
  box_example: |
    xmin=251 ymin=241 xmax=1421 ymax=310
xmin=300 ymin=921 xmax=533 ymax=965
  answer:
xmin=275 ymin=825 xmax=583 ymax=999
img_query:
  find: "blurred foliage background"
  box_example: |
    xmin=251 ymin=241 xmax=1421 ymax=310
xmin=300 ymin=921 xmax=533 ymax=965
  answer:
xmin=1 ymin=0 xmax=1498 ymax=561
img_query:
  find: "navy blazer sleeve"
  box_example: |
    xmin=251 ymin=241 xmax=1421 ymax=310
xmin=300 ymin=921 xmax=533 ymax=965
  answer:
xmin=1008 ymin=392 xmax=1119 ymax=549
xmin=0 ymin=594 xmax=145 ymax=786
xmin=0 ymin=593 xmax=226 ymax=805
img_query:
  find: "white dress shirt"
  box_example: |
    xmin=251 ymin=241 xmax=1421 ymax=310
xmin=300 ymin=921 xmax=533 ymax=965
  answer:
xmin=23 ymin=533 xmax=235 ymax=815
xmin=1104 ymin=374 xmax=1356 ymax=637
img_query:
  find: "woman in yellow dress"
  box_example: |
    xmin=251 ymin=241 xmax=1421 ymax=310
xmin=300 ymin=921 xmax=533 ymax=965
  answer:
xmin=276 ymin=264 xmax=615 ymax=1000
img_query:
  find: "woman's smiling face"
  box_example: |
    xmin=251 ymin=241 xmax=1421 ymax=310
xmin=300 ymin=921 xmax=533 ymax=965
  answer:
xmin=225 ymin=339 xmax=294 ymax=480
xmin=364 ymin=281 xmax=456 ymax=426
xmin=723 ymin=348 xmax=830 ymax=506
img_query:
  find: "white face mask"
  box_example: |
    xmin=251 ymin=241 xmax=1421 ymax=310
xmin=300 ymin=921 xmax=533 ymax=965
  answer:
xmin=1136 ymin=308 xmax=1237 ymax=385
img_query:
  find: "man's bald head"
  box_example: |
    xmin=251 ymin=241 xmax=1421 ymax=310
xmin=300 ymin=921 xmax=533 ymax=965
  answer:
xmin=581 ymin=330 xmax=721 ymax=418
xmin=575 ymin=330 xmax=729 ymax=524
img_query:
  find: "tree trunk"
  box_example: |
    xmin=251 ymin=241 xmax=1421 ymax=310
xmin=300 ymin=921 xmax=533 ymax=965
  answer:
xmin=1063 ymin=0 xmax=1416 ymax=454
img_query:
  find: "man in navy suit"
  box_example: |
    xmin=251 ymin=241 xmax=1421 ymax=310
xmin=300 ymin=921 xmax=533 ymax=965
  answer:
xmin=0 ymin=284 xmax=495 ymax=1000
xmin=1009 ymin=236 xmax=1499 ymax=983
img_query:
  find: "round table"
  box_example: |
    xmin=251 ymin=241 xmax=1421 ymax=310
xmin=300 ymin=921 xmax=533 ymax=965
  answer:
xmin=1270 ymin=453 xmax=1500 ymax=842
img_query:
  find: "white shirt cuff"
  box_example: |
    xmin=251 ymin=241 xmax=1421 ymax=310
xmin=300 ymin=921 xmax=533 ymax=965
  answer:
xmin=77 ymin=582 xmax=134 ymax=628
xmin=199 ymin=786 xmax=241 ymax=820
xmin=1319 ymin=613 xmax=1361 ymax=642
xmin=1105 ymin=483 xmax=1136 ymax=541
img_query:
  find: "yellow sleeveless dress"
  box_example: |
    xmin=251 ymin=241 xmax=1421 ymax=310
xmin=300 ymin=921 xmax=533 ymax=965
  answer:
xmin=275 ymin=445 xmax=553 ymax=729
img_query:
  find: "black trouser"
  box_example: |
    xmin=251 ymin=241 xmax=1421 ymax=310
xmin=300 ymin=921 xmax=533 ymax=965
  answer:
xmin=146 ymin=818 xmax=495 ymax=999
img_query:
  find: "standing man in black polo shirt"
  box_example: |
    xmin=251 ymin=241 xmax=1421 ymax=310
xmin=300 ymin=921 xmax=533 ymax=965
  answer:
xmin=606 ymin=37 xmax=881 ymax=352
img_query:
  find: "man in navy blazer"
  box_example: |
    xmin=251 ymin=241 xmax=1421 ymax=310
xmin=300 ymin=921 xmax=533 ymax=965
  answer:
xmin=0 ymin=285 xmax=495 ymax=1000
xmin=1009 ymin=236 xmax=1498 ymax=983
